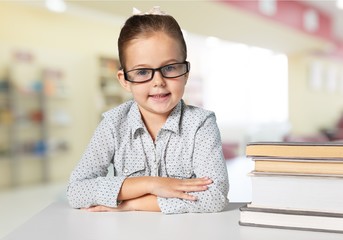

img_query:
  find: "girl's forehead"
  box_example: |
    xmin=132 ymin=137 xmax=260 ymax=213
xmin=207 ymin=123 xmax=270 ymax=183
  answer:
xmin=128 ymin=33 xmax=182 ymax=54
xmin=122 ymin=31 xmax=185 ymax=68
xmin=125 ymin=33 xmax=182 ymax=56
xmin=132 ymin=31 xmax=177 ymax=44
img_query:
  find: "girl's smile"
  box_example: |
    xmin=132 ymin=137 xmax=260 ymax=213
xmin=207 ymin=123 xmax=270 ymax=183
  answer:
xmin=149 ymin=92 xmax=171 ymax=101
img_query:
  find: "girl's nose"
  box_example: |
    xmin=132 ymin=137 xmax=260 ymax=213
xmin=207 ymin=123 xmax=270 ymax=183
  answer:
xmin=152 ymin=71 xmax=166 ymax=87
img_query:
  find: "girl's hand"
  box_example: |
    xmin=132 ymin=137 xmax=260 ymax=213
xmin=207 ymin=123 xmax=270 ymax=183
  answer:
xmin=82 ymin=200 xmax=133 ymax=212
xmin=82 ymin=205 xmax=121 ymax=212
xmin=150 ymin=177 xmax=213 ymax=201
xmin=82 ymin=195 xmax=160 ymax=212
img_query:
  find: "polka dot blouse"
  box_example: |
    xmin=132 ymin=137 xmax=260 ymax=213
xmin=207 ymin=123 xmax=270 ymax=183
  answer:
xmin=67 ymin=100 xmax=229 ymax=214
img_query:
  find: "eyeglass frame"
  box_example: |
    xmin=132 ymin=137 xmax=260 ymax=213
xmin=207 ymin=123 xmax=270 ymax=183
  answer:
xmin=123 ymin=61 xmax=190 ymax=83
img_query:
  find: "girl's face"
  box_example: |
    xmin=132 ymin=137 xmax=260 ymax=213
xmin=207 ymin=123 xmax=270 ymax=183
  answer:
xmin=118 ymin=32 xmax=188 ymax=120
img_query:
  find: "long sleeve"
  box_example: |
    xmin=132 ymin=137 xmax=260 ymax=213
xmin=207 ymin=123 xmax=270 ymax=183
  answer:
xmin=67 ymin=100 xmax=229 ymax=213
xmin=157 ymin=113 xmax=229 ymax=214
xmin=66 ymin=117 xmax=126 ymax=208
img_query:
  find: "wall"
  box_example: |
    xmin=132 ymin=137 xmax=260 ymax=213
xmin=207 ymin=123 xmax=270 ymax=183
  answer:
xmin=0 ymin=2 xmax=124 ymax=187
xmin=288 ymin=53 xmax=343 ymax=135
xmin=0 ymin=1 xmax=341 ymax=187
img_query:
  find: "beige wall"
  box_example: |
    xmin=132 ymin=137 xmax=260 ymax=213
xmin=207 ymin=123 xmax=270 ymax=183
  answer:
xmin=0 ymin=2 xmax=122 ymax=55
xmin=0 ymin=2 xmax=123 ymax=187
xmin=288 ymin=53 xmax=343 ymax=135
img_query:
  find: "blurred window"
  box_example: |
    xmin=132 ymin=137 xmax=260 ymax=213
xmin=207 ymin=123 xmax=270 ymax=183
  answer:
xmin=186 ymin=34 xmax=288 ymax=125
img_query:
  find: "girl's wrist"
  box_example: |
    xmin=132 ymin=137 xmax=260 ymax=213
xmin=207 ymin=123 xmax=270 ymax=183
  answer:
xmin=144 ymin=176 xmax=156 ymax=195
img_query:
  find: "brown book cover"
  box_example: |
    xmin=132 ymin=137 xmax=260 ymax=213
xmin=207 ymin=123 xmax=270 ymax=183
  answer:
xmin=246 ymin=142 xmax=343 ymax=159
xmin=253 ymin=157 xmax=343 ymax=175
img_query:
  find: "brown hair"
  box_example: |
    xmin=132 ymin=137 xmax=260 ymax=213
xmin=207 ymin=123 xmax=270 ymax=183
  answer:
xmin=118 ymin=14 xmax=187 ymax=69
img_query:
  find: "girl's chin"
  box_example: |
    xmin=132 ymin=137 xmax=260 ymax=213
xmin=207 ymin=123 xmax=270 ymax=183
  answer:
xmin=145 ymin=103 xmax=175 ymax=116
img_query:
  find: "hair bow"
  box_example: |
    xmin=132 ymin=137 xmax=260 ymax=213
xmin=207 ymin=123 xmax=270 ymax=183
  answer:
xmin=132 ymin=6 xmax=167 ymax=16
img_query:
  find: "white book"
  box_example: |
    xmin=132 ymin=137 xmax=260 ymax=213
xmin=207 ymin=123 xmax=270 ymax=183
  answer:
xmin=239 ymin=205 xmax=343 ymax=234
xmin=249 ymin=172 xmax=343 ymax=213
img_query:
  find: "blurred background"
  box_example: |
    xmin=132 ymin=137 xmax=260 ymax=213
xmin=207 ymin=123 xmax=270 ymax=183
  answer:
xmin=1 ymin=0 xmax=343 ymax=237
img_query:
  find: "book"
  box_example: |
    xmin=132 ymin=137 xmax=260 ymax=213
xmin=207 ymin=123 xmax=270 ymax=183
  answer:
xmin=239 ymin=205 xmax=343 ymax=234
xmin=241 ymin=141 xmax=343 ymax=233
xmin=248 ymin=172 xmax=343 ymax=213
xmin=246 ymin=142 xmax=343 ymax=159
xmin=253 ymin=157 xmax=343 ymax=175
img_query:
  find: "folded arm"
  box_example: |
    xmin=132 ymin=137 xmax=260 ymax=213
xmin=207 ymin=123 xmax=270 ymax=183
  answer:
xmin=158 ymin=114 xmax=229 ymax=214
xmin=84 ymin=176 xmax=213 ymax=212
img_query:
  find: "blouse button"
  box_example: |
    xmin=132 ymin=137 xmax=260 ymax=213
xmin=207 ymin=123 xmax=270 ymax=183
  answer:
xmin=123 ymin=168 xmax=128 ymax=174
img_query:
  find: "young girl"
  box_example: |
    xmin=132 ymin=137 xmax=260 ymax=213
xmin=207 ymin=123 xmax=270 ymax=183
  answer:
xmin=67 ymin=7 xmax=229 ymax=214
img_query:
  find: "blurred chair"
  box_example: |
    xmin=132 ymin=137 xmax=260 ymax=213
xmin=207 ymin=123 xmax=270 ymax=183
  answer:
xmin=320 ymin=111 xmax=343 ymax=141
xmin=222 ymin=142 xmax=239 ymax=160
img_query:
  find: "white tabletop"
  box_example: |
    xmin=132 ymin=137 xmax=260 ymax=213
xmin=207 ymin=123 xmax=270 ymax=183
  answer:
xmin=3 ymin=201 xmax=343 ymax=240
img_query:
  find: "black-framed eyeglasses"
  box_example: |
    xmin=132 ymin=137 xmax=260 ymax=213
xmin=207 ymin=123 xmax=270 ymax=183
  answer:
xmin=124 ymin=61 xmax=190 ymax=83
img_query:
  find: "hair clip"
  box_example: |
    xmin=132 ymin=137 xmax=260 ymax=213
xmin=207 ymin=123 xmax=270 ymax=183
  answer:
xmin=132 ymin=6 xmax=167 ymax=16
xmin=132 ymin=7 xmax=142 ymax=15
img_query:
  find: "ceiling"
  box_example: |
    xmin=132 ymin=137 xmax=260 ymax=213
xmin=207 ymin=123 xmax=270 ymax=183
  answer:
xmin=67 ymin=0 xmax=343 ymax=40
xmin=305 ymin=0 xmax=343 ymax=41
xmin=60 ymin=1 xmax=343 ymax=54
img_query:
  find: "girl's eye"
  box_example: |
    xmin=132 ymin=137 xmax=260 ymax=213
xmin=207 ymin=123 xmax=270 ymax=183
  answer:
xmin=164 ymin=65 xmax=177 ymax=72
xmin=136 ymin=69 xmax=150 ymax=76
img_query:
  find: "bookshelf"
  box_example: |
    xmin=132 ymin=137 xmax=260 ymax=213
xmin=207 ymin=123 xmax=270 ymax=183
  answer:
xmin=0 ymin=73 xmax=11 ymax=162
xmin=98 ymin=56 xmax=131 ymax=114
xmin=0 ymin=53 xmax=71 ymax=187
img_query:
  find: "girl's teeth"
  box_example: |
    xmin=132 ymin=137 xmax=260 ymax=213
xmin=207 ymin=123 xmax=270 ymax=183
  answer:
xmin=153 ymin=94 xmax=167 ymax=98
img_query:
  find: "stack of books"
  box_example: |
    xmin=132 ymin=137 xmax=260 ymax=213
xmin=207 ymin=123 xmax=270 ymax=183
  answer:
xmin=239 ymin=141 xmax=343 ymax=233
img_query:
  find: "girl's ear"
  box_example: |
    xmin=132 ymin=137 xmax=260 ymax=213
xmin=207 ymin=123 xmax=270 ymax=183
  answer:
xmin=184 ymin=73 xmax=189 ymax=85
xmin=117 ymin=70 xmax=132 ymax=92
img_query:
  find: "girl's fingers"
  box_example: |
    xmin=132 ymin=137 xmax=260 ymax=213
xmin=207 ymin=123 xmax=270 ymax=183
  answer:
xmin=82 ymin=205 xmax=116 ymax=212
xmin=178 ymin=184 xmax=209 ymax=192
xmin=182 ymin=177 xmax=213 ymax=187
xmin=177 ymin=192 xmax=198 ymax=201
xmin=188 ymin=177 xmax=212 ymax=183
xmin=175 ymin=177 xmax=212 ymax=195
xmin=150 ymin=177 xmax=213 ymax=199
xmin=86 ymin=206 xmax=106 ymax=212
